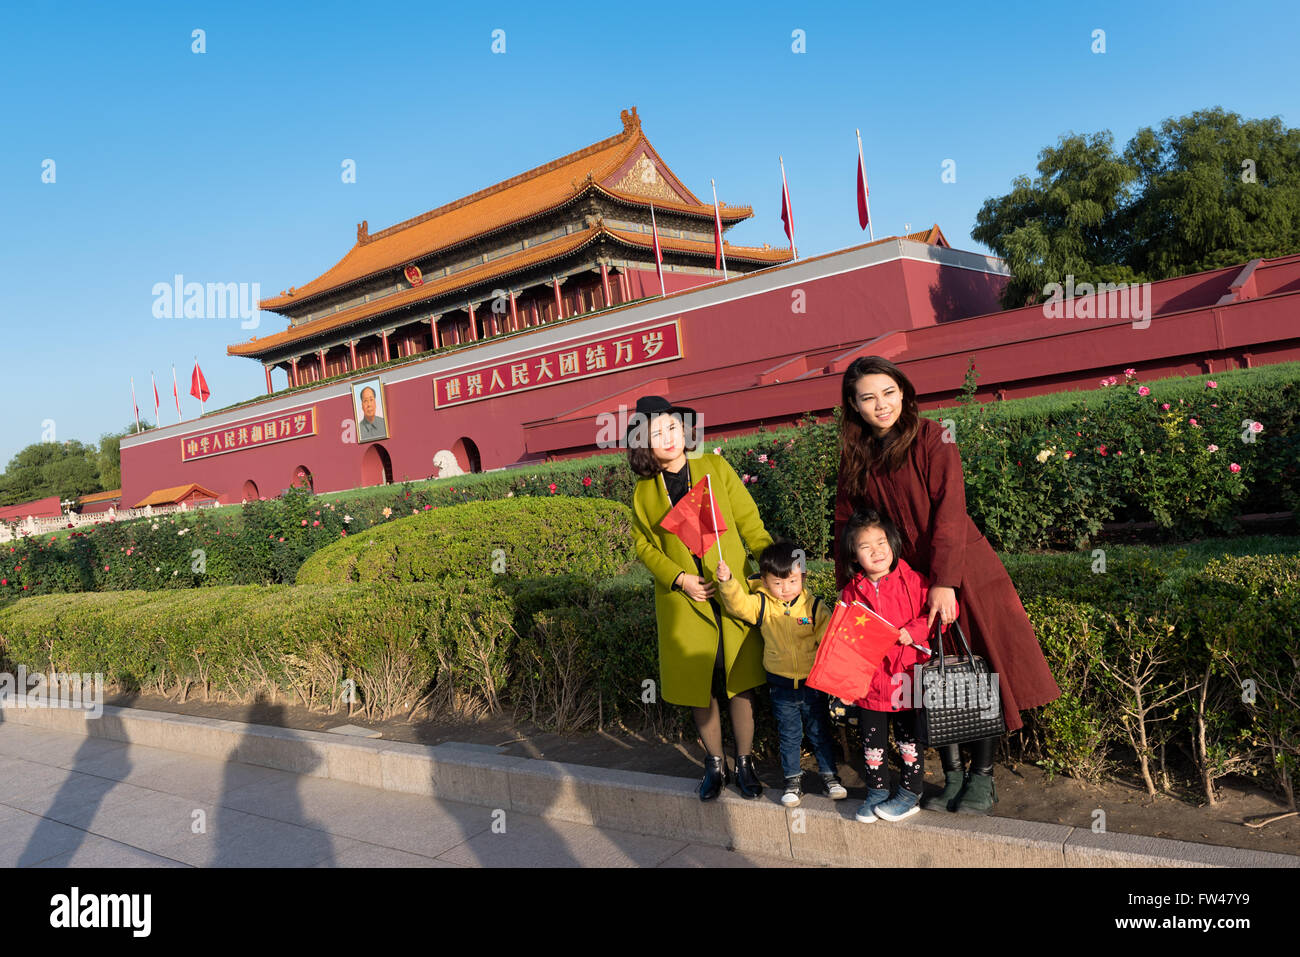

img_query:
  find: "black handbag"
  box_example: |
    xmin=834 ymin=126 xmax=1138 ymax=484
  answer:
xmin=915 ymin=619 xmax=1005 ymax=746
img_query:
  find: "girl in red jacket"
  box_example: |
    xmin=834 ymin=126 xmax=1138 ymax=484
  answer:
xmin=841 ymin=508 xmax=957 ymax=823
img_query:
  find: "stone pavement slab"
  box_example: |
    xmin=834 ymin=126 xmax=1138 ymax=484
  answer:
xmin=0 ymin=720 xmax=812 ymax=868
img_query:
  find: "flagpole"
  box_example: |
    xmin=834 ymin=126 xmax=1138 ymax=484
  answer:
xmin=649 ymin=201 xmax=666 ymax=297
xmin=172 ymin=364 xmax=182 ymax=423
xmin=130 ymin=377 xmax=140 ymax=432
xmin=152 ymin=371 xmax=160 ymax=424
xmin=710 ymin=179 xmax=728 ymax=280
xmin=780 ymin=155 xmax=797 ymax=259
xmin=704 ymin=473 xmax=721 ymax=563
xmin=856 ymin=128 xmax=875 ymax=242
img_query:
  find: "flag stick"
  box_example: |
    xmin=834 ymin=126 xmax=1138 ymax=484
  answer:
xmin=649 ymin=202 xmax=666 ymax=297
xmin=857 ymin=128 xmax=875 ymax=242
xmin=704 ymin=473 xmax=721 ymax=563
xmin=710 ymin=178 xmax=729 ymax=280
xmin=130 ymin=376 xmax=140 ymax=432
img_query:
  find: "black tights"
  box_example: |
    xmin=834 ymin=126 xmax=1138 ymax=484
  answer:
xmin=692 ymin=608 xmax=757 ymax=757
xmin=860 ymin=710 xmax=923 ymax=794
xmin=693 ymin=689 xmax=756 ymax=757
xmin=936 ymin=736 xmax=997 ymax=775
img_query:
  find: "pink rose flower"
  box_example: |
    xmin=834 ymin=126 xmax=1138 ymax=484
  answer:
xmin=1124 ymin=368 xmax=1136 ymax=377
xmin=1098 ymin=445 xmax=1108 ymax=456
xmin=1137 ymin=386 xmax=1150 ymax=396
xmin=1207 ymin=444 xmax=1219 ymax=452
xmin=582 ymin=476 xmax=592 ymax=487
xmin=1206 ymin=381 xmax=1217 ymax=388
xmin=1251 ymin=421 xmax=1264 ymax=433
xmin=1230 ymin=463 xmax=1241 ymax=473
xmin=1161 ymin=403 xmax=1170 ymax=411
xmin=1189 ymin=418 xmax=1199 ymax=427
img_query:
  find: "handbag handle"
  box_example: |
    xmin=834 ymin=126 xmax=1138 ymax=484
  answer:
xmin=928 ymin=617 xmax=974 ymax=681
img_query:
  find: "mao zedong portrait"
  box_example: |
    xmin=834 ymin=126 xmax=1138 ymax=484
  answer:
xmin=355 ymin=382 xmax=388 ymax=441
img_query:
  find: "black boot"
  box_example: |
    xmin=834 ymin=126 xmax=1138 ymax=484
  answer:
xmin=699 ymin=755 xmax=728 ymax=801
xmin=922 ymin=742 xmax=966 ymax=811
xmin=954 ymin=737 xmax=998 ymax=815
xmin=734 ymin=753 xmax=763 ymax=799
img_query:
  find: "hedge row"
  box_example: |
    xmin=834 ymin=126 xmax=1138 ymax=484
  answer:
xmin=3 ymin=545 xmax=1296 ymax=805
xmin=296 ymin=498 xmax=634 ymax=585
xmin=0 ymin=494 xmax=633 ymax=610
xmin=2 ymin=363 xmax=1295 ymax=605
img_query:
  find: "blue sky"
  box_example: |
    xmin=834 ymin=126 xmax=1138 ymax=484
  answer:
xmin=1 ymin=0 xmax=1296 ymax=472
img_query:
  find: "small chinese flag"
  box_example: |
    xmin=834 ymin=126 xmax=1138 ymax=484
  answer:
xmin=659 ymin=477 xmax=727 ymax=558
xmin=806 ymin=601 xmax=900 ymax=701
xmin=190 ymin=362 xmax=210 ymax=403
xmin=857 ymin=141 xmax=870 ymax=230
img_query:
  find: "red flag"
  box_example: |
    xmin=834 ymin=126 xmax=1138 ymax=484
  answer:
xmin=856 ymin=142 xmax=870 ymax=230
xmin=779 ymin=157 xmax=797 ymax=258
xmin=659 ymin=476 xmax=727 ymax=558
xmin=806 ymin=601 xmax=900 ymax=702
xmin=152 ymin=373 xmax=160 ymax=420
xmin=649 ymin=201 xmax=665 ymax=296
xmin=130 ymin=377 xmax=140 ymax=431
xmin=190 ymin=362 xmax=210 ymax=403
xmin=172 ymin=365 xmax=182 ymax=419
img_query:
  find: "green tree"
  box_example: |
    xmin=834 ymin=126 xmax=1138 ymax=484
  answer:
xmin=973 ymin=131 xmax=1141 ymax=308
xmin=96 ymin=422 xmax=150 ymax=491
xmin=1125 ymin=108 xmax=1300 ymax=278
xmin=0 ymin=439 xmax=105 ymax=506
xmin=973 ymin=108 xmax=1300 ymax=308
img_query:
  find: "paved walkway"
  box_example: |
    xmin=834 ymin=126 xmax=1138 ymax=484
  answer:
xmin=0 ymin=722 xmax=816 ymax=868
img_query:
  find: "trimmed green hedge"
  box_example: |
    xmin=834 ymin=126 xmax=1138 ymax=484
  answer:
xmin=3 ymin=541 xmax=1297 ymax=804
xmin=295 ymin=497 xmax=635 ymax=585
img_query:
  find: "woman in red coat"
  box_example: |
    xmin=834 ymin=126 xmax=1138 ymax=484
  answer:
xmin=832 ymin=356 xmax=1060 ymax=814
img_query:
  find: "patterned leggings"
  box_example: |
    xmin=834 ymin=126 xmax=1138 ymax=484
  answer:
xmin=860 ymin=709 xmax=923 ymax=794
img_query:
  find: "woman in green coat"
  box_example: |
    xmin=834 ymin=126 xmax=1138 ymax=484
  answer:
xmin=628 ymin=396 xmax=774 ymax=800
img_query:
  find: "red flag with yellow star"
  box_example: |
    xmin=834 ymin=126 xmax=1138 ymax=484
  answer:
xmin=806 ymin=601 xmax=901 ymax=702
xmin=659 ymin=476 xmax=727 ymax=558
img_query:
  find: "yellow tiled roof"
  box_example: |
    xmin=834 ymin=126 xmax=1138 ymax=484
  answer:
xmin=259 ymin=108 xmax=748 ymax=312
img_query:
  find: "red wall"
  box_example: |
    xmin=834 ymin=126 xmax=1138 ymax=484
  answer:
xmin=118 ymin=249 xmax=1300 ymax=506
xmin=0 ymin=495 xmax=64 ymax=520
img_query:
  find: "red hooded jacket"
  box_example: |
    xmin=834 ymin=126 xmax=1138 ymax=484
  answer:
xmin=839 ymin=557 xmax=958 ymax=712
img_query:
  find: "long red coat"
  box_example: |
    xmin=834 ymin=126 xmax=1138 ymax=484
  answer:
xmin=833 ymin=416 xmax=1060 ymax=731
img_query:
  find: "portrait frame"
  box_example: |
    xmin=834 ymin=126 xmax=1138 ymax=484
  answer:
xmin=352 ymin=378 xmax=390 ymax=443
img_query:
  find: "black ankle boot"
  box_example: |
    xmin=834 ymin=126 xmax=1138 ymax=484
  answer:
xmin=734 ymin=753 xmax=763 ymax=799
xmin=699 ymin=755 xmax=727 ymax=801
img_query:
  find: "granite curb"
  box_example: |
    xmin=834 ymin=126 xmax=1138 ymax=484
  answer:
xmin=3 ymin=703 xmax=1296 ymax=868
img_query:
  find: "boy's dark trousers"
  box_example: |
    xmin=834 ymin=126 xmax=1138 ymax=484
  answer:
xmin=767 ymin=674 xmax=838 ymax=780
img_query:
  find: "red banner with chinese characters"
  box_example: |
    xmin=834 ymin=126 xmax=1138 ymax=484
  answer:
xmin=433 ymin=319 xmax=683 ymax=408
xmin=179 ymin=406 xmax=318 ymax=461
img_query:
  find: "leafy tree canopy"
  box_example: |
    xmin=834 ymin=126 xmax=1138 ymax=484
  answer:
xmin=973 ymin=108 xmax=1300 ymax=307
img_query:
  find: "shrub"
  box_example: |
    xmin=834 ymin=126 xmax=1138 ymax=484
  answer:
xmin=295 ymin=497 xmax=635 ymax=585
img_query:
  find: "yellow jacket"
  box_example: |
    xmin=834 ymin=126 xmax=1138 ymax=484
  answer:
xmin=715 ymin=575 xmax=833 ymax=685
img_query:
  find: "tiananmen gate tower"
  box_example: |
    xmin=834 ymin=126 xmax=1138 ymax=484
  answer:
xmin=109 ymin=107 xmax=1300 ymax=508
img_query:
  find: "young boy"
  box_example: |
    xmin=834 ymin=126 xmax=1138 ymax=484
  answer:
xmin=716 ymin=541 xmax=847 ymax=806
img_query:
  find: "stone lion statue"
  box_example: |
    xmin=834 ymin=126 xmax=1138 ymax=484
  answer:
xmin=433 ymin=449 xmax=465 ymax=477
